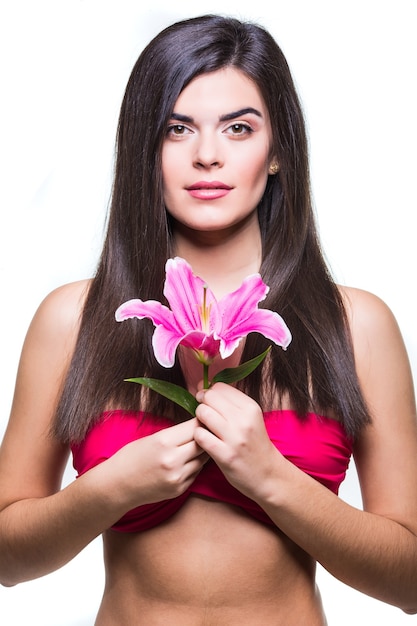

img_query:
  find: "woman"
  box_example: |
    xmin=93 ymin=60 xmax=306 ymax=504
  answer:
xmin=1 ymin=14 xmax=416 ymax=624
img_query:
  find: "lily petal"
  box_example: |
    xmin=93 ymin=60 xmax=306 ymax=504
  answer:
xmin=116 ymin=299 xmax=184 ymax=367
xmin=152 ymin=324 xmax=184 ymax=368
xmin=164 ymin=258 xmax=222 ymax=334
xmin=220 ymin=308 xmax=292 ymax=358
xmin=115 ymin=299 xmax=176 ymax=329
xmin=217 ymin=274 xmax=269 ymax=332
xmin=181 ymin=330 xmax=221 ymax=360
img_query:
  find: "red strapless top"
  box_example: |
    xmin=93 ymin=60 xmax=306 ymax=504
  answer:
xmin=71 ymin=410 xmax=352 ymax=532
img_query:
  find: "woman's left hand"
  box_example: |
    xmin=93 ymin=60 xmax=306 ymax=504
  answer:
xmin=194 ymin=383 xmax=282 ymax=500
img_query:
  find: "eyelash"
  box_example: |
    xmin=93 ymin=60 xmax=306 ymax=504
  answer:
xmin=226 ymin=123 xmax=253 ymax=136
xmin=166 ymin=124 xmax=190 ymax=136
xmin=166 ymin=122 xmax=254 ymax=137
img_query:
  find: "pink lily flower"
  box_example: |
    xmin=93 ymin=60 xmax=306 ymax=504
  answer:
xmin=115 ymin=257 xmax=291 ymax=368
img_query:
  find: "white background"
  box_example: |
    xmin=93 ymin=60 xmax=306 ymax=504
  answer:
xmin=0 ymin=1 xmax=416 ymax=624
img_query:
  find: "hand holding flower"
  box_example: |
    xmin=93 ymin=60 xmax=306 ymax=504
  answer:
xmin=194 ymin=383 xmax=282 ymax=502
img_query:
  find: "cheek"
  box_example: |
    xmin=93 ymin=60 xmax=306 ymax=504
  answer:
xmin=239 ymin=157 xmax=270 ymax=200
xmin=161 ymin=142 xmax=179 ymax=178
xmin=161 ymin=149 xmax=171 ymax=188
xmin=238 ymin=146 xmax=270 ymax=183
xmin=161 ymin=150 xmax=179 ymax=204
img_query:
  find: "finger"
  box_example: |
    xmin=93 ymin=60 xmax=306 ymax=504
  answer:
xmin=194 ymin=422 xmax=226 ymax=459
xmin=181 ymin=438 xmax=209 ymax=461
xmin=162 ymin=417 xmax=200 ymax=445
xmin=196 ymin=383 xmax=247 ymax=415
xmin=195 ymin=385 xmax=244 ymax=432
xmin=195 ymin=402 xmax=228 ymax=441
xmin=182 ymin=456 xmax=209 ymax=487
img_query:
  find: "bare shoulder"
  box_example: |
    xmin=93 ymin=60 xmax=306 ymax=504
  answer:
xmin=0 ymin=279 xmax=92 ymax=504
xmin=338 ymin=285 xmax=406 ymax=373
xmin=14 ymin=278 xmax=92 ymax=416
xmin=339 ymin=284 xmax=398 ymax=332
xmin=338 ymin=284 xmax=415 ymax=428
xmin=29 ymin=279 xmax=91 ymax=343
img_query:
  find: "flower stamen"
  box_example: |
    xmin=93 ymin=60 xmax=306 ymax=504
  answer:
xmin=200 ymin=284 xmax=211 ymax=333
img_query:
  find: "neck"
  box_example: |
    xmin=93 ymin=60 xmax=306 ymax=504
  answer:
xmin=172 ymin=215 xmax=262 ymax=298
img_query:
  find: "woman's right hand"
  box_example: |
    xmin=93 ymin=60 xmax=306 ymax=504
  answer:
xmin=99 ymin=418 xmax=209 ymax=513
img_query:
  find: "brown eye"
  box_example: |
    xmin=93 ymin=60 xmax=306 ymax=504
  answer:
xmin=226 ymin=123 xmax=253 ymax=136
xmin=167 ymin=124 xmax=190 ymax=136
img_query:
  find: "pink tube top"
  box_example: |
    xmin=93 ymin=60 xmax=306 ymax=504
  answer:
xmin=71 ymin=410 xmax=352 ymax=532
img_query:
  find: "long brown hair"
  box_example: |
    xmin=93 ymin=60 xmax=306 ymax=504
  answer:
xmin=54 ymin=15 xmax=370 ymax=443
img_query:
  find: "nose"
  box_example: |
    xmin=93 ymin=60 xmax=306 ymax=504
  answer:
xmin=193 ymin=131 xmax=223 ymax=169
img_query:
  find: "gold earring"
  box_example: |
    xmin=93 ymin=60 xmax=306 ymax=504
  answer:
xmin=269 ymin=162 xmax=279 ymax=175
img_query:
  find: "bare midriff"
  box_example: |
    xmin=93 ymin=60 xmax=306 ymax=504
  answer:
xmin=95 ymin=495 xmax=327 ymax=625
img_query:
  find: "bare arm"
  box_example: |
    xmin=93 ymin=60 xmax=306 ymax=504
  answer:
xmin=194 ymin=287 xmax=417 ymax=613
xmin=0 ymin=281 xmax=106 ymax=585
xmin=0 ymin=282 xmax=206 ymax=586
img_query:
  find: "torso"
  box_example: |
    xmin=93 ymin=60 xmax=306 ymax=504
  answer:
xmin=96 ymin=496 xmax=327 ymax=625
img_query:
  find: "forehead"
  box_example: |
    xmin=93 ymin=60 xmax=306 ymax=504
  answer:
xmin=173 ymin=67 xmax=267 ymax=116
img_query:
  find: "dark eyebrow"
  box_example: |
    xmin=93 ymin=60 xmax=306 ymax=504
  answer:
xmin=219 ymin=107 xmax=262 ymax=121
xmin=170 ymin=107 xmax=263 ymax=124
xmin=170 ymin=113 xmax=194 ymax=123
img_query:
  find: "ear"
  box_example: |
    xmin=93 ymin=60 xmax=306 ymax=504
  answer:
xmin=268 ymin=158 xmax=279 ymax=175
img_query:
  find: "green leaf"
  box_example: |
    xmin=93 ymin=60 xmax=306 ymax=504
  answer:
xmin=125 ymin=377 xmax=198 ymax=416
xmin=124 ymin=347 xmax=271 ymax=416
xmin=212 ymin=346 xmax=271 ymax=384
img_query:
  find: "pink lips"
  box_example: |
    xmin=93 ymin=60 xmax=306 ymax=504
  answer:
xmin=186 ymin=181 xmax=232 ymax=200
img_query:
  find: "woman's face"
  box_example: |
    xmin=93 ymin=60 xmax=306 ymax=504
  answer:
xmin=162 ymin=67 xmax=274 ymax=238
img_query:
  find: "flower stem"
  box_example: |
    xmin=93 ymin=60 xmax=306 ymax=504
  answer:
xmin=203 ymin=363 xmax=209 ymax=389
